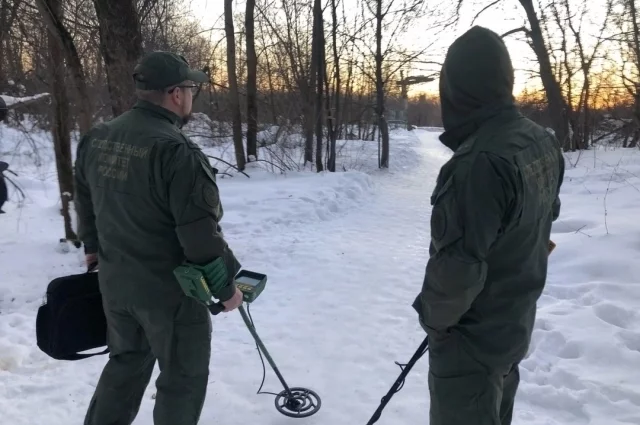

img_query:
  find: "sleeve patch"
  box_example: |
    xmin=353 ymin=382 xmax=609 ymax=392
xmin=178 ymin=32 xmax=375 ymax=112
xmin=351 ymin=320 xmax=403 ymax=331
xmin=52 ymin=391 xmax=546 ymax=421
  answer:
xmin=203 ymin=184 xmax=220 ymax=209
xmin=430 ymin=179 xmax=463 ymax=253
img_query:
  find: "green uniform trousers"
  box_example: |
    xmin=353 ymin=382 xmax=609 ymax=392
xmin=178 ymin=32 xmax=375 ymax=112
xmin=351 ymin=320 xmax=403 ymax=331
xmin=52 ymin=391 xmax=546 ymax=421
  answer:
xmin=84 ymin=296 xmax=212 ymax=425
xmin=428 ymin=330 xmax=520 ymax=425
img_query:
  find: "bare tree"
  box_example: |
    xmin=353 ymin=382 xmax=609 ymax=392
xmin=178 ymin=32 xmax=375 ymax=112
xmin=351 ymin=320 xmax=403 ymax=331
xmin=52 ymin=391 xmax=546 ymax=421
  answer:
xmin=246 ymin=0 xmax=258 ymax=160
xmin=611 ymin=0 xmax=640 ymax=147
xmin=517 ymin=0 xmax=570 ymax=147
xmin=327 ymin=0 xmax=340 ymax=172
xmin=93 ymin=0 xmax=144 ymax=117
xmin=46 ymin=0 xmax=79 ymax=243
xmin=563 ymin=0 xmax=611 ymax=149
xmin=312 ymin=0 xmax=324 ymax=171
xmin=361 ymin=0 xmax=443 ymax=167
xmin=0 ymin=0 xmax=22 ymax=91
xmin=35 ymin=0 xmax=93 ymax=134
xmin=225 ymin=0 xmax=246 ymax=170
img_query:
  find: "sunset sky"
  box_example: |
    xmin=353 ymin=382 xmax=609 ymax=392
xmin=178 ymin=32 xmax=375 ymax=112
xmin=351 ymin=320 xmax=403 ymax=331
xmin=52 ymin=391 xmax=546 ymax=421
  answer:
xmin=187 ymin=0 xmax=607 ymax=98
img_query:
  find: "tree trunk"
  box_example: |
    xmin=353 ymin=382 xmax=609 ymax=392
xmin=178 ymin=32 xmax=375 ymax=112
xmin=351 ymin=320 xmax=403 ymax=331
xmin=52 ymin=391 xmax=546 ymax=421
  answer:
xmin=304 ymin=101 xmax=314 ymax=164
xmin=92 ymin=0 xmax=143 ymax=117
xmin=225 ymin=0 xmax=246 ymax=170
xmin=313 ymin=0 xmax=324 ymax=172
xmin=304 ymin=28 xmax=316 ymax=165
xmin=35 ymin=0 xmax=92 ymax=135
xmin=518 ymin=0 xmax=568 ymax=148
xmin=626 ymin=0 xmax=640 ymax=149
xmin=0 ymin=0 xmax=21 ymax=91
xmin=375 ymin=0 xmax=389 ymax=168
xmin=47 ymin=0 xmax=78 ymax=243
xmin=246 ymin=0 xmax=258 ymax=160
xmin=327 ymin=0 xmax=339 ymax=172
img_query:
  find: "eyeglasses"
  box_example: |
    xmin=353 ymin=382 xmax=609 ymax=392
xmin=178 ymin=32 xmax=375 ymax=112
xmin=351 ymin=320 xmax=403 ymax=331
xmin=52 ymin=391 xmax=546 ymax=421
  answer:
xmin=167 ymin=84 xmax=199 ymax=94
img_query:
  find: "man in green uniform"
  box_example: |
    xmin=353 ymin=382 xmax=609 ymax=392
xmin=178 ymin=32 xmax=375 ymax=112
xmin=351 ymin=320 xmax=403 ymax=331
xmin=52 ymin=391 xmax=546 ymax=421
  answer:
xmin=74 ymin=51 xmax=244 ymax=425
xmin=413 ymin=26 xmax=565 ymax=425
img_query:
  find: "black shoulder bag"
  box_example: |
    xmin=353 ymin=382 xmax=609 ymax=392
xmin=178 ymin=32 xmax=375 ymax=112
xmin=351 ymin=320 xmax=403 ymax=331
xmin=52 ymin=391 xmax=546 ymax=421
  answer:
xmin=36 ymin=263 xmax=110 ymax=360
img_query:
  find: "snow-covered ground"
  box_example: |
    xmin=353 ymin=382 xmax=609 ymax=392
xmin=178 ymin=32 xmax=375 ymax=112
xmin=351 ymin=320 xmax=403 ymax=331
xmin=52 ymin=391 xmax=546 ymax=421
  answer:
xmin=1 ymin=119 xmax=640 ymax=425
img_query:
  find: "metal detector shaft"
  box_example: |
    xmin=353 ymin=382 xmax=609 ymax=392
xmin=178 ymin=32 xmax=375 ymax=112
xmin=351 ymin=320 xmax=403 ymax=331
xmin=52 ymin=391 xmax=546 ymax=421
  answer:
xmin=238 ymin=305 xmax=293 ymax=397
xmin=366 ymin=336 xmax=429 ymax=425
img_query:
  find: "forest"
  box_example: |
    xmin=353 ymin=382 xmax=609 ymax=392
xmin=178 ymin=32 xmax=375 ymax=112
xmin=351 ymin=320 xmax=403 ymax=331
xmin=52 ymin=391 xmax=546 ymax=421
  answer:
xmin=1 ymin=0 xmax=640 ymax=238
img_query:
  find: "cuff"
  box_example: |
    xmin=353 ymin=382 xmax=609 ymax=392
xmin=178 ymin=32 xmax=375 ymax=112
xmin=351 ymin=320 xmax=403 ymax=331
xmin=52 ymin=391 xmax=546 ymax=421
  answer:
xmin=412 ymin=294 xmax=428 ymax=333
xmin=83 ymin=242 xmax=99 ymax=255
xmin=215 ymin=282 xmax=237 ymax=302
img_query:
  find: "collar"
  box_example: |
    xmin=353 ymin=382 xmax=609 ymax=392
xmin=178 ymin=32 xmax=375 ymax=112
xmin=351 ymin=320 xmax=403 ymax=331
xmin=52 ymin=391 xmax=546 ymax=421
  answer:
xmin=132 ymin=100 xmax=183 ymax=127
xmin=439 ymin=104 xmax=520 ymax=152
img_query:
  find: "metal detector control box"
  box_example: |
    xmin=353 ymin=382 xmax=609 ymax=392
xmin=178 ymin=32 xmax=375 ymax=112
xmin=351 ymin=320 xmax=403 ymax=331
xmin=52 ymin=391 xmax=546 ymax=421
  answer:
xmin=234 ymin=270 xmax=267 ymax=303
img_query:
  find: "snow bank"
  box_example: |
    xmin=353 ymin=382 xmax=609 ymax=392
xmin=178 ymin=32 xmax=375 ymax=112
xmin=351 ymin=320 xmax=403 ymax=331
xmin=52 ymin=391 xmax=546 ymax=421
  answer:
xmin=0 ymin=93 xmax=50 ymax=108
xmin=218 ymin=171 xmax=374 ymax=233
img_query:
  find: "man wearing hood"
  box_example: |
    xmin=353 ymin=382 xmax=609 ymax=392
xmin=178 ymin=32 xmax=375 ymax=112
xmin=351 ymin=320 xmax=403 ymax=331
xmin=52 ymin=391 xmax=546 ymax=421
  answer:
xmin=412 ymin=26 xmax=564 ymax=424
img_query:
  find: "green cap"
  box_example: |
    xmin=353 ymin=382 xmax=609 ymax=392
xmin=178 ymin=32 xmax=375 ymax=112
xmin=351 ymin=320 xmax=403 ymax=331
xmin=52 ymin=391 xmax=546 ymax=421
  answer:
xmin=132 ymin=51 xmax=209 ymax=90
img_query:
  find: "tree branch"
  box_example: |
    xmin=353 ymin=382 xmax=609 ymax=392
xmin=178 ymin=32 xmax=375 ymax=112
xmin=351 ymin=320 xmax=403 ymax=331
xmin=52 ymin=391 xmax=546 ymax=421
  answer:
xmin=501 ymin=26 xmax=530 ymax=39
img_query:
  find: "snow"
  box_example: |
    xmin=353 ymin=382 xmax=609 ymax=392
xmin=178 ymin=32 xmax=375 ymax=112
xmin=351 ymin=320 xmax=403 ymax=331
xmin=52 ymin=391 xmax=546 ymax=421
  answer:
xmin=1 ymin=118 xmax=640 ymax=425
xmin=0 ymin=94 xmax=50 ymax=108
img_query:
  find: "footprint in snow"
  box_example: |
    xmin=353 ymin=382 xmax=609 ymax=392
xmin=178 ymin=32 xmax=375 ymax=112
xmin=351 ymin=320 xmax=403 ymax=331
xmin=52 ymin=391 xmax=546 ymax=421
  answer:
xmin=532 ymin=329 xmax=583 ymax=360
xmin=549 ymin=368 xmax=587 ymax=391
xmin=616 ymin=330 xmax=640 ymax=353
xmin=544 ymin=282 xmax=596 ymax=302
xmin=521 ymin=382 xmax=590 ymax=422
xmin=547 ymin=304 xmax=575 ymax=316
xmin=593 ymin=302 xmax=636 ymax=329
xmin=534 ymin=318 xmax=553 ymax=331
xmin=599 ymin=384 xmax=640 ymax=406
xmin=552 ymin=218 xmax=596 ymax=234
xmin=578 ymin=290 xmax=599 ymax=307
xmin=557 ymin=340 xmax=582 ymax=360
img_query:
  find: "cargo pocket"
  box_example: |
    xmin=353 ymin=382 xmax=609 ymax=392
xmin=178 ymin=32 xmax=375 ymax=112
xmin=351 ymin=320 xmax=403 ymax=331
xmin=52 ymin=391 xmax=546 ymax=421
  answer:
xmin=428 ymin=371 xmax=495 ymax=425
xmin=174 ymin=297 xmax=212 ymax=378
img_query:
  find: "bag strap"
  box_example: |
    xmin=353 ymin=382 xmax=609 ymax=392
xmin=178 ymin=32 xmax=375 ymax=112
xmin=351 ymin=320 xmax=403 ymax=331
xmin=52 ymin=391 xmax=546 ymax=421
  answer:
xmin=87 ymin=262 xmax=98 ymax=273
xmin=60 ymin=348 xmax=110 ymax=361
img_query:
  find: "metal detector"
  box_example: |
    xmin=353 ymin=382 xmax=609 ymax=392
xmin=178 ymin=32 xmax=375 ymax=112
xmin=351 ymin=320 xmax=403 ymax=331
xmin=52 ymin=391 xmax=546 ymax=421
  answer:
xmin=365 ymin=336 xmax=429 ymax=425
xmin=204 ymin=270 xmax=322 ymax=418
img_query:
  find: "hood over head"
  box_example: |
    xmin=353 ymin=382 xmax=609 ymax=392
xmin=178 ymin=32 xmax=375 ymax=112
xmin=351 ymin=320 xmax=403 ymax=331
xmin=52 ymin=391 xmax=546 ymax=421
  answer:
xmin=439 ymin=26 xmax=516 ymax=150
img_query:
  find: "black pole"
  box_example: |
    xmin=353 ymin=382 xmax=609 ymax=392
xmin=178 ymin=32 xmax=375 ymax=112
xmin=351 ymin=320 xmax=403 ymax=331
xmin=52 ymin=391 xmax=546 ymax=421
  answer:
xmin=238 ymin=305 xmax=294 ymax=397
xmin=366 ymin=336 xmax=429 ymax=425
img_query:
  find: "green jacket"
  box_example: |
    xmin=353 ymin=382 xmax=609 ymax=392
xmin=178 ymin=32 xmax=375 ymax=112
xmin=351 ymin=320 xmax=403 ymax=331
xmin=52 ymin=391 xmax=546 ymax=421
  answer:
xmin=413 ymin=26 xmax=565 ymax=368
xmin=74 ymin=100 xmax=240 ymax=306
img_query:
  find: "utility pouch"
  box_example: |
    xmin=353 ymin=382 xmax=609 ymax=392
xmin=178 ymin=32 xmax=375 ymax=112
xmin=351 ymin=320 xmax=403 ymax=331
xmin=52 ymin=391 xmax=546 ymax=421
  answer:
xmin=173 ymin=257 xmax=229 ymax=304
